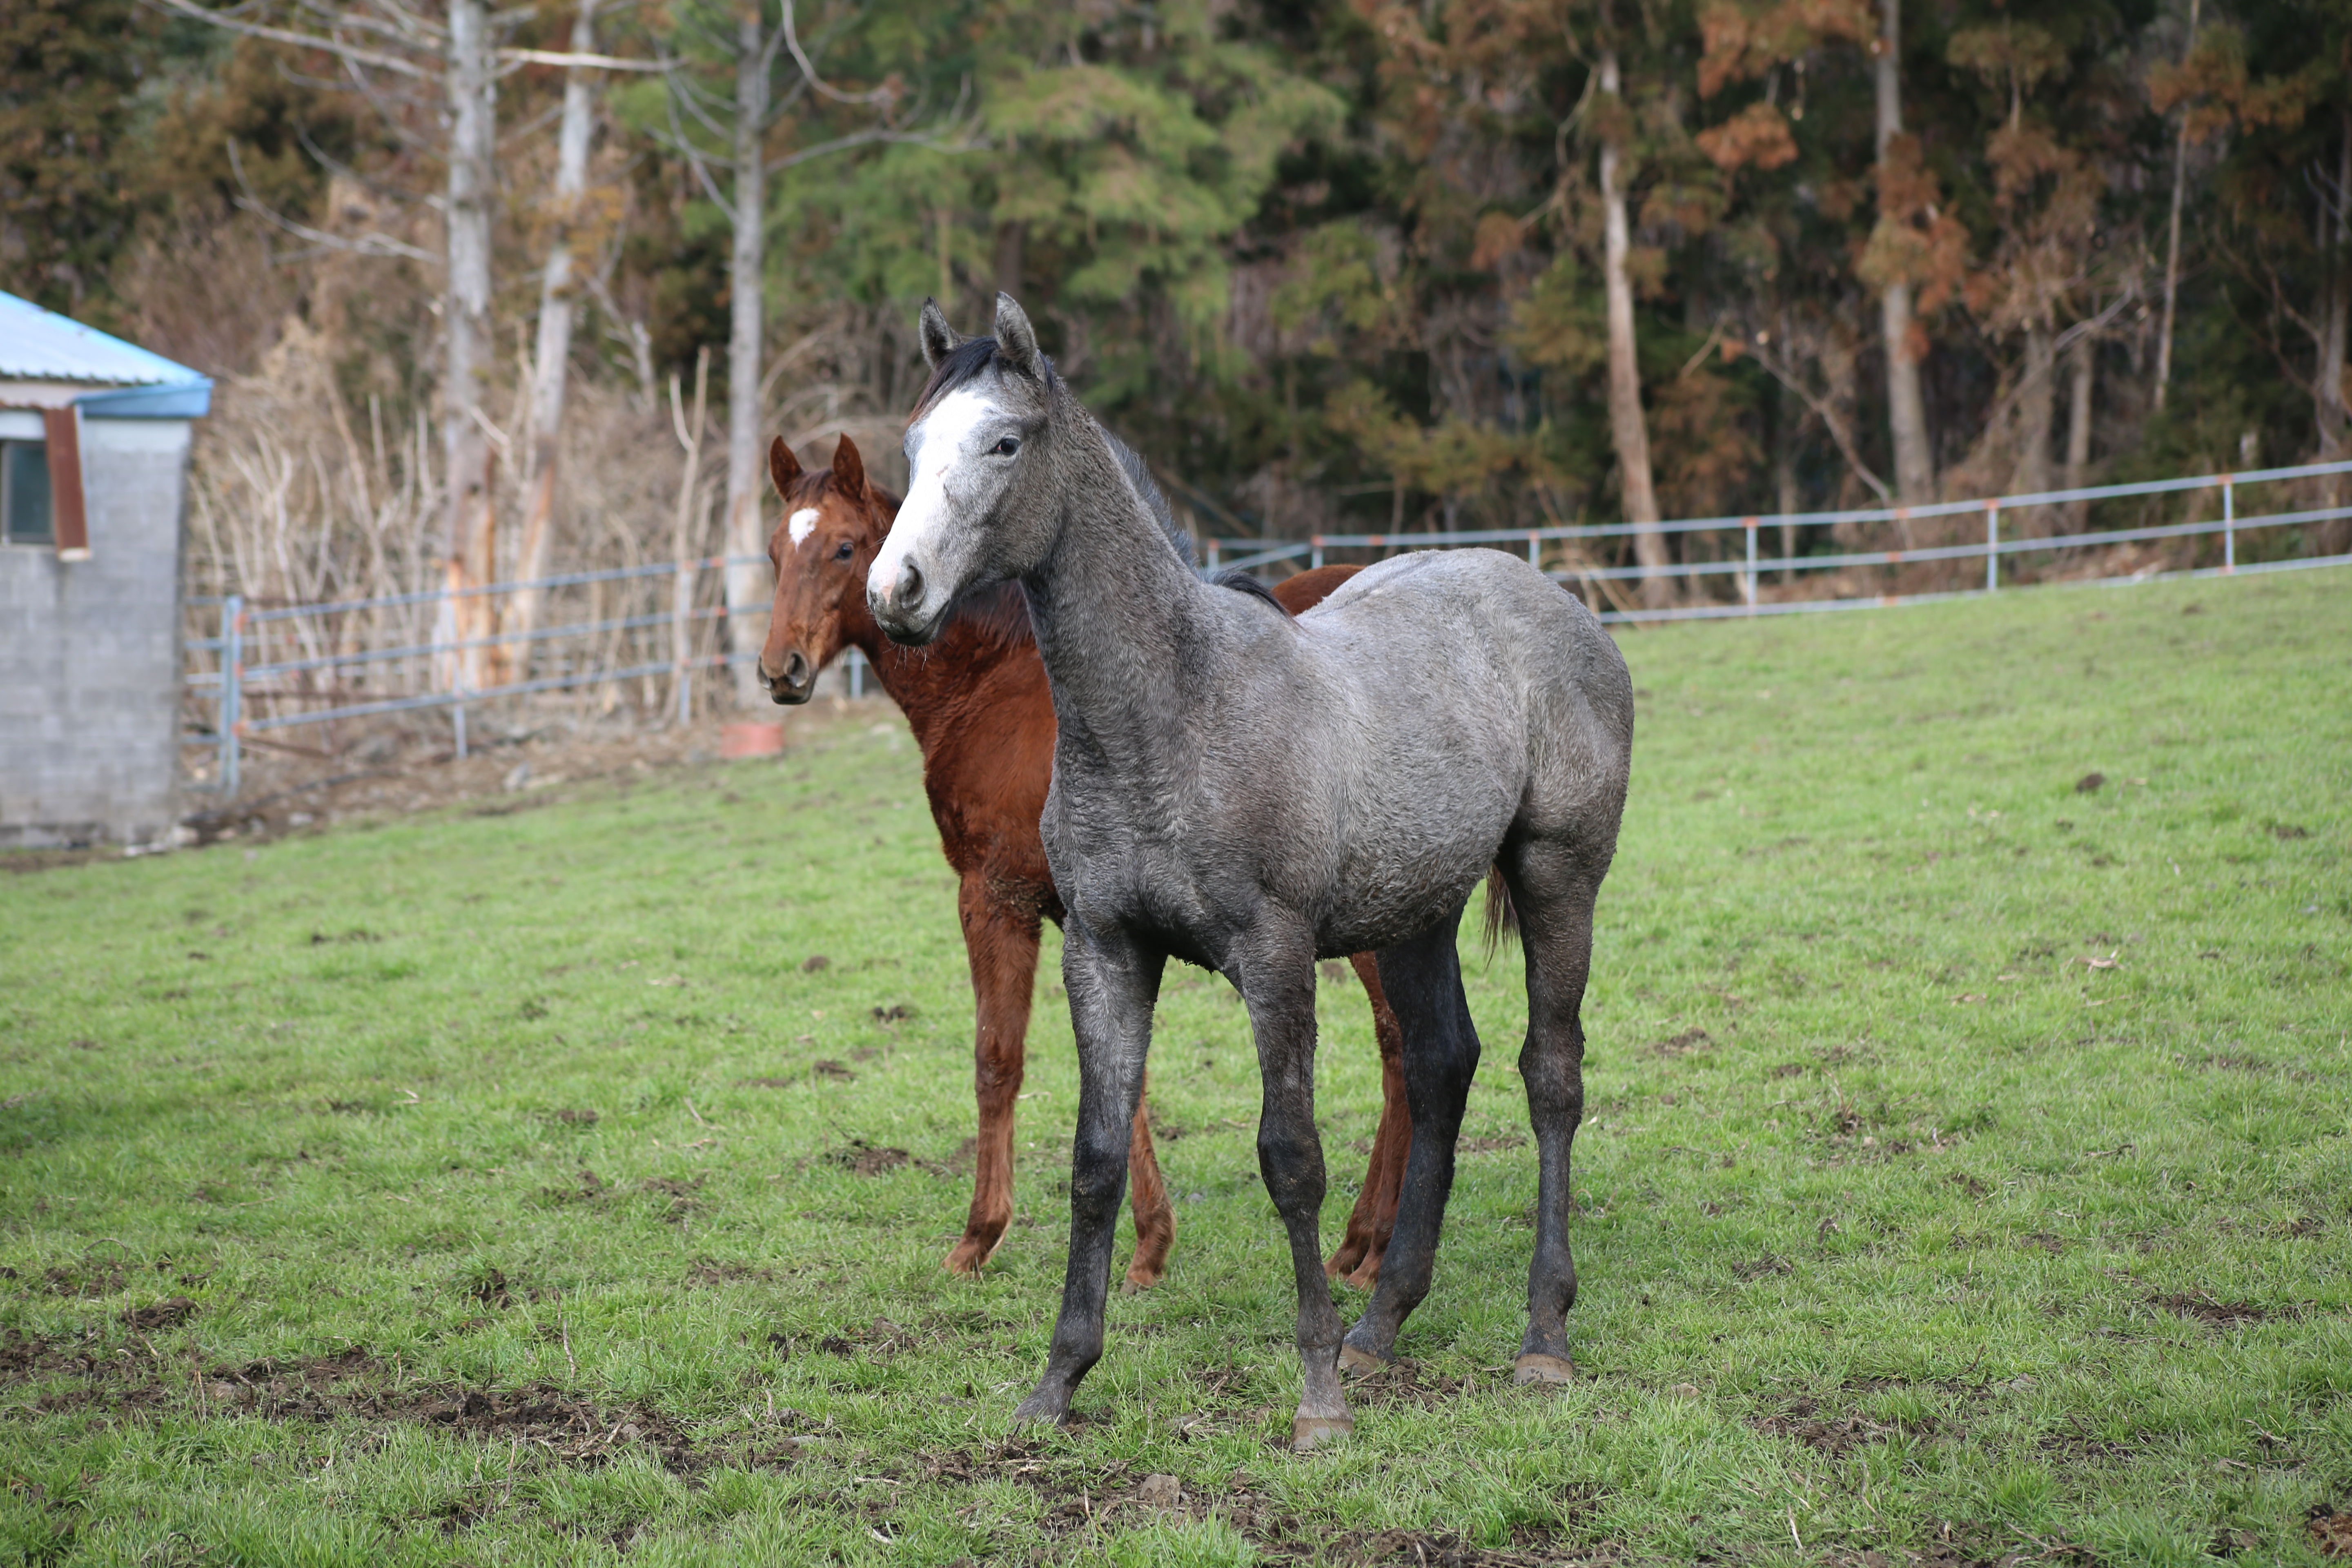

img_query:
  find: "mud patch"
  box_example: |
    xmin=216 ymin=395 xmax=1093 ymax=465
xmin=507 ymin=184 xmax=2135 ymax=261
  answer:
xmin=1649 ymin=1028 xmax=1711 ymax=1057
xmin=19 ymin=1343 xmax=701 ymax=1474
xmin=120 ymin=1297 xmax=198 ymax=1330
xmin=922 ymin=1445 xmax=1606 ymax=1561
xmin=831 ymin=1138 xmax=910 ymax=1176
xmin=1753 ymin=1398 xmax=1924 ymax=1457
xmin=1343 ymin=1356 xmax=1481 ymax=1409
xmin=2309 ymin=1506 xmax=2352 ymax=1558
xmin=2151 ymin=1292 xmax=2287 ymax=1326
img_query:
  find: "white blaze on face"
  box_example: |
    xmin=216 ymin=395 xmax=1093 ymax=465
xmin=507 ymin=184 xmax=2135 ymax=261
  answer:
xmin=787 ymin=507 xmax=820 ymax=549
xmin=869 ymin=385 xmax=995 ymax=609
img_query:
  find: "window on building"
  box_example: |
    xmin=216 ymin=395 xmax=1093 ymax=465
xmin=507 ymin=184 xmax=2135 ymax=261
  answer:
xmin=1 ymin=441 xmax=53 ymax=546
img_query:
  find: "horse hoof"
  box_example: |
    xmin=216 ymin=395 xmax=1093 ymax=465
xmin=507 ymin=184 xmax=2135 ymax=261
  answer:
xmin=1512 ymin=1352 xmax=1579 ymax=1385
xmin=1291 ymin=1413 xmax=1354 ymax=1452
xmin=1120 ymin=1267 xmax=1162 ymax=1296
xmin=942 ymin=1240 xmax=996 ymax=1276
xmin=1338 ymin=1342 xmax=1390 ymax=1376
xmin=1010 ymin=1390 xmax=1069 ymax=1428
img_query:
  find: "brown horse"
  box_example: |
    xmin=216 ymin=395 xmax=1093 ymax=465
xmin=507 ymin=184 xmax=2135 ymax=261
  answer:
xmin=757 ymin=433 xmax=1412 ymax=1289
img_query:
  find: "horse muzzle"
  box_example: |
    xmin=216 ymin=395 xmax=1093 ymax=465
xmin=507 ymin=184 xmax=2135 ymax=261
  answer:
xmin=868 ymin=561 xmax=943 ymax=646
xmin=759 ymin=649 xmax=815 ymax=705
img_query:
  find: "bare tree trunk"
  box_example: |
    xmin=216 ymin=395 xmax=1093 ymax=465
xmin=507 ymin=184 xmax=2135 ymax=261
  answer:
xmin=503 ymin=0 xmax=602 ymax=682
xmin=2321 ymin=111 xmax=2352 ymax=555
xmin=2015 ymin=321 xmax=2056 ymax=523
xmin=1875 ymin=0 xmax=1933 ymax=522
xmin=2065 ymin=332 xmax=2094 ymax=531
xmin=671 ymin=351 xmax=710 ymax=728
xmin=719 ymin=7 xmax=773 ymax=707
xmin=2155 ymin=0 xmax=2202 ymax=412
xmin=440 ymin=0 xmax=498 ymax=693
xmin=1775 ymin=411 xmax=1800 ymax=584
xmin=1598 ymin=49 xmax=1669 ymax=610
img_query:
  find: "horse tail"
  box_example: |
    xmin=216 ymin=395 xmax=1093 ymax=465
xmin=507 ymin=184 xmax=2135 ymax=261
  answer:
xmin=1480 ymin=864 xmax=1519 ymax=954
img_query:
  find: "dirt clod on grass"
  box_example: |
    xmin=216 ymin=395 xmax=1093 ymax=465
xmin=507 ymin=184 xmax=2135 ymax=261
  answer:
xmin=2308 ymin=1506 xmax=2352 ymax=1558
xmin=1650 ymin=1028 xmax=1711 ymax=1056
xmin=2151 ymin=1292 xmax=2282 ymax=1326
xmin=13 ymin=1339 xmax=702 ymax=1473
xmin=1753 ymin=1399 xmax=1920 ymax=1457
xmin=832 ymin=1138 xmax=910 ymax=1176
xmin=120 ymin=1297 xmax=197 ymax=1330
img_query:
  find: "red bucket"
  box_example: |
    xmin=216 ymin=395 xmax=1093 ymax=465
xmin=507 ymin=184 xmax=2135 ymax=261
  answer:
xmin=719 ymin=722 xmax=786 ymax=759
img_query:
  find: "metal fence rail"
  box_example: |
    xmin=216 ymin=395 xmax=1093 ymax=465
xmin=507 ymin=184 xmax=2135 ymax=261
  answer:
xmin=1206 ymin=458 xmax=2352 ymax=616
xmin=185 ymin=457 xmax=2352 ymax=797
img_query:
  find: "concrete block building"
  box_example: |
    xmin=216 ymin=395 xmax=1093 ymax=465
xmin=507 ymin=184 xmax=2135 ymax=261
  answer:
xmin=1 ymin=293 xmax=211 ymax=849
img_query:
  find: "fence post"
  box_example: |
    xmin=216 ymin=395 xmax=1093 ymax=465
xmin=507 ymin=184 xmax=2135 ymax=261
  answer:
xmin=1528 ymin=531 xmax=1541 ymax=568
xmin=670 ymin=554 xmax=695 ymax=726
xmin=1310 ymin=536 xmax=1325 ymax=571
xmin=849 ymin=646 xmax=866 ymax=701
xmin=453 ymin=690 xmax=468 ymax=760
xmin=1743 ymin=519 xmax=1758 ymax=611
xmin=219 ymin=595 xmax=243 ymax=797
xmin=1206 ymin=539 xmax=1219 ymax=570
xmin=2222 ymin=474 xmax=2236 ymax=572
xmin=1986 ymin=502 xmax=2000 ymax=592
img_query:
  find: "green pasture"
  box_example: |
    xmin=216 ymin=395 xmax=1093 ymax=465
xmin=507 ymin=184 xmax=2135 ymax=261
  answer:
xmin=2 ymin=569 xmax=2348 ymax=1567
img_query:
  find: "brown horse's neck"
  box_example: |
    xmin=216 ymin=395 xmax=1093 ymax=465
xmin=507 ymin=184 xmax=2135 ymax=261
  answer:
xmin=834 ymin=579 xmax=1027 ymax=763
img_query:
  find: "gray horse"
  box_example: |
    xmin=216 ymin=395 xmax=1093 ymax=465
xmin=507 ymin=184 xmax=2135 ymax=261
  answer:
xmin=868 ymin=294 xmax=1634 ymax=1450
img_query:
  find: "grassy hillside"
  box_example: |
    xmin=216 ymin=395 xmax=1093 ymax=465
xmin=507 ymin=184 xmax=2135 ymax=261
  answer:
xmin=2 ymin=569 xmax=2347 ymax=1567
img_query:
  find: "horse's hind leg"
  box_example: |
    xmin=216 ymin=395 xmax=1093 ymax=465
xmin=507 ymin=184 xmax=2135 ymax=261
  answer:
xmin=1504 ymin=843 xmax=1602 ymax=1384
xmin=1011 ymin=917 xmax=1164 ymax=1427
xmin=1325 ymin=951 xmax=1410 ymax=1286
xmin=1121 ymin=1079 xmax=1174 ymax=1292
xmin=946 ymin=878 xmax=1041 ymax=1276
xmin=1340 ymin=906 xmax=1477 ymax=1371
xmin=1234 ymin=920 xmax=1352 ymax=1451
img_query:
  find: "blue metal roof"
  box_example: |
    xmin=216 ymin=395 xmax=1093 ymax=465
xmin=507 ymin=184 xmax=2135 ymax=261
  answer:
xmin=0 ymin=291 xmax=212 ymax=415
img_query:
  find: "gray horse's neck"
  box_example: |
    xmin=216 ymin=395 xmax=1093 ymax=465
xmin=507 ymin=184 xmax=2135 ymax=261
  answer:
xmin=1021 ymin=405 xmax=1209 ymax=775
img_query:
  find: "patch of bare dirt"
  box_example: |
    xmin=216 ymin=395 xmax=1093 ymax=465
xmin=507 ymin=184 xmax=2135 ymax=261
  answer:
xmin=2150 ymin=1292 xmax=2289 ymax=1326
xmin=2309 ymin=1506 xmax=2352 ymax=1558
xmin=162 ymin=702 xmax=891 ymax=855
xmin=1821 ymin=1518 xmax=2098 ymax=1567
xmin=1457 ymin=1135 xmax=1527 ymax=1155
xmin=12 ymin=1339 xmax=706 ymax=1474
xmin=1649 ymin=1028 xmax=1712 ymax=1057
xmin=831 ymin=1138 xmax=910 ymax=1176
xmin=923 ymin=1445 xmax=1607 ymax=1563
xmin=1752 ymin=1397 xmax=1916 ymax=1458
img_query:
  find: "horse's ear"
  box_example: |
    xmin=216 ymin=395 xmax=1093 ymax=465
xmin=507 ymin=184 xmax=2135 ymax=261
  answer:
xmin=918 ymin=298 xmax=962 ymax=371
xmin=768 ymin=436 xmax=802 ymax=498
xmin=831 ymin=433 xmax=866 ymax=501
xmin=993 ymin=292 xmax=1043 ymax=381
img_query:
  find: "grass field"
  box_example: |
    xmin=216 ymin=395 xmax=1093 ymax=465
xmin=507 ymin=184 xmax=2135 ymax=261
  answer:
xmin=3 ymin=568 xmax=2348 ymax=1568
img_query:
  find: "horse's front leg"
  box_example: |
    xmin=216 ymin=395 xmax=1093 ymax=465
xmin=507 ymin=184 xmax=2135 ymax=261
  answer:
xmin=1236 ymin=920 xmax=1352 ymax=1451
xmin=947 ymin=875 xmax=1041 ymax=1276
xmin=1011 ymin=916 xmax=1163 ymax=1427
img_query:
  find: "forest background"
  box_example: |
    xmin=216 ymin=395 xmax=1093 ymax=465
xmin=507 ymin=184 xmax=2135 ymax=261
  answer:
xmin=6 ymin=0 xmax=2350 ymax=687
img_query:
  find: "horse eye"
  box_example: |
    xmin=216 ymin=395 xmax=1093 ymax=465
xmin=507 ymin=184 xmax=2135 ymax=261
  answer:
xmin=834 ymin=541 xmax=853 ymax=560
xmin=993 ymin=437 xmax=1020 ymax=457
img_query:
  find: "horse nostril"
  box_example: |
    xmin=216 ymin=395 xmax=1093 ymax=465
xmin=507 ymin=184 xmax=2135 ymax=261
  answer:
xmin=898 ymin=561 xmax=924 ymax=610
xmin=784 ymin=652 xmax=810 ymax=686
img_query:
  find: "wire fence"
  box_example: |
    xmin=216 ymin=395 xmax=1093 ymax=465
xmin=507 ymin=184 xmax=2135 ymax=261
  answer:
xmin=1207 ymin=458 xmax=2352 ymax=621
xmin=184 ymin=457 xmax=2352 ymax=796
